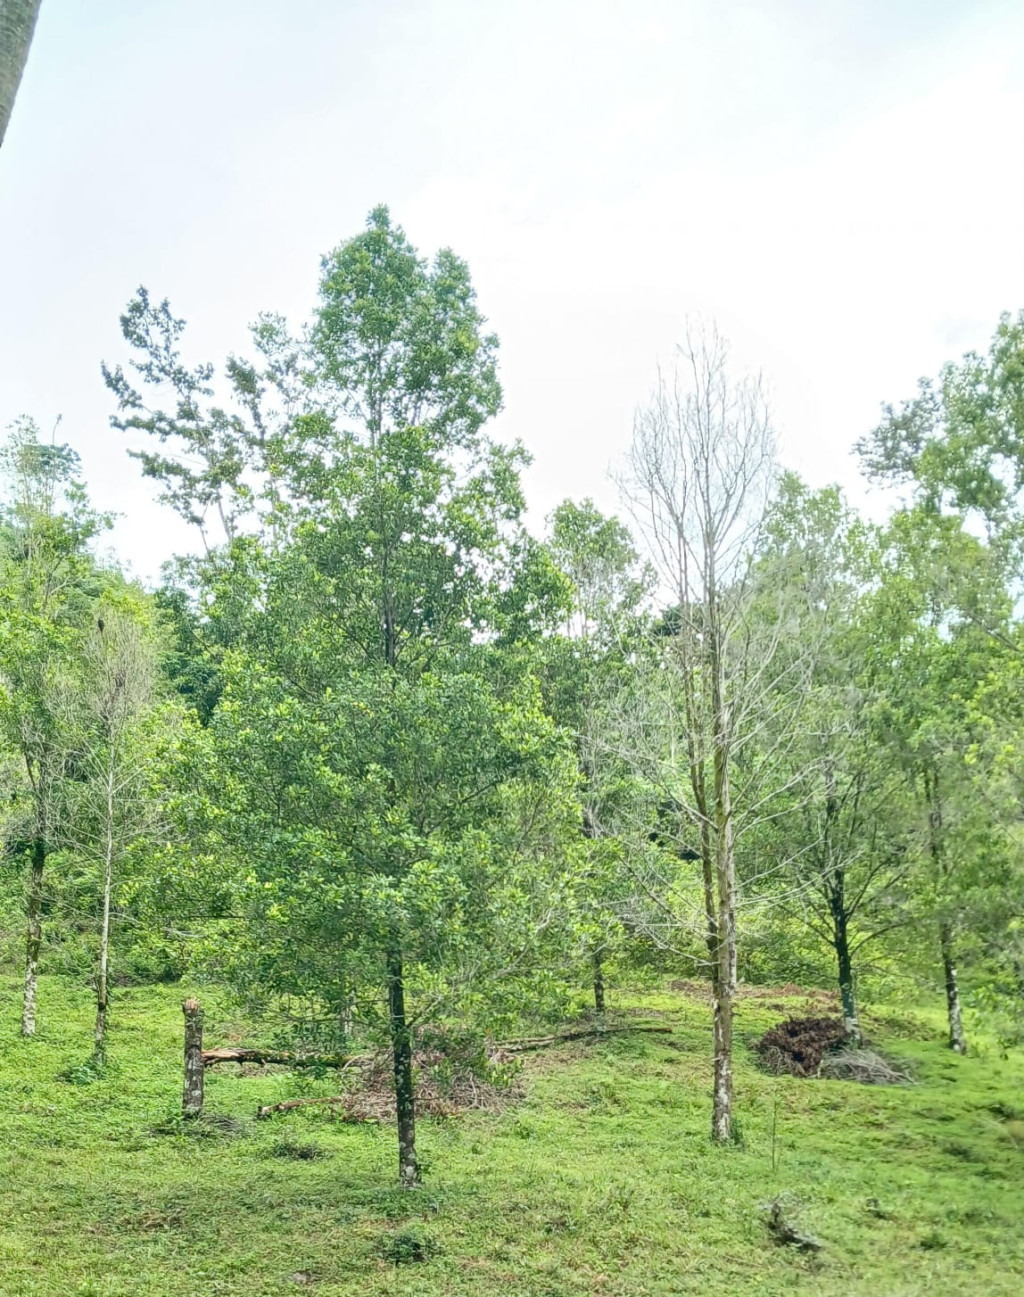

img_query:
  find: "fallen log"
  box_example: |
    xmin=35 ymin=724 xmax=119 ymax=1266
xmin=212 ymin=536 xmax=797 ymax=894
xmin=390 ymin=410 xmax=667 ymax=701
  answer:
xmin=201 ymin=1047 xmax=357 ymax=1069
xmin=256 ymin=1094 xmax=348 ymax=1120
xmin=209 ymin=1024 xmax=671 ymax=1070
xmin=500 ymin=1025 xmax=672 ymax=1052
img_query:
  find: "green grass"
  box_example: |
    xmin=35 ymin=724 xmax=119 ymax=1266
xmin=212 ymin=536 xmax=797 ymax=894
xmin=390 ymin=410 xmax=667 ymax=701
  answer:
xmin=1 ymin=976 xmax=1022 ymax=1296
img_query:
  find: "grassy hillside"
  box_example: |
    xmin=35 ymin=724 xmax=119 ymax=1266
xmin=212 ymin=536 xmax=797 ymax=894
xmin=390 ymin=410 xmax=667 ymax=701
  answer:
xmin=0 ymin=975 xmax=1021 ymax=1296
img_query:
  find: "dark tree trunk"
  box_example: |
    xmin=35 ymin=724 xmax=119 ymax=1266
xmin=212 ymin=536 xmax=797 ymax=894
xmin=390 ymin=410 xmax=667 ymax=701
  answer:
xmin=940 ymin=922 xmax=967 ymax=1054
xmin=182 ymin=998 xmax=205 ymax=1117
xmin=593 ymin=950 xmax=605 ymax=1015
xmin=828 ymin=864 xmax=861 ymax=1045
xmin=387 ymin=949 xmax=418 ymax=1186
xmin=833 ymin=911 xmax=860 ymax=1044
xmin=21 ymin=837 xmax=45 ymax=1036
xmin=924 ymin=770 xmax=966 ymax=1055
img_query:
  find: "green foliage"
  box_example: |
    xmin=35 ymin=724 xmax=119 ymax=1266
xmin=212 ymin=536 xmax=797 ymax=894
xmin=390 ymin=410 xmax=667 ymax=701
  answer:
xmin=104 ymin=211 xmax=585 ymax=1098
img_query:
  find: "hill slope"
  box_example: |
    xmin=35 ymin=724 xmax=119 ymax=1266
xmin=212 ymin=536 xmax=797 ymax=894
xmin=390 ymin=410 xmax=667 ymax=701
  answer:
xmin=0 ymin=976 xmax=1022 ymax=1296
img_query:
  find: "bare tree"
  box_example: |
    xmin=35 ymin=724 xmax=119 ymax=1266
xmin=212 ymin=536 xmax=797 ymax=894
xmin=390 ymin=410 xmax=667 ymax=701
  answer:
xmin=616 ymin=322 xmax=811 ymax=1142
xmin=0 ymin=0 xmax=42 ymax=149
xmin=60 ymin=607 xmax=162 ymax=1063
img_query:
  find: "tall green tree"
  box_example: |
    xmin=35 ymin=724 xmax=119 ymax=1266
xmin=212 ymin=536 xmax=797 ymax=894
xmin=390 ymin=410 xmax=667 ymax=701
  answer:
xmin=107 ymin=207 xmax=578 ymax=1185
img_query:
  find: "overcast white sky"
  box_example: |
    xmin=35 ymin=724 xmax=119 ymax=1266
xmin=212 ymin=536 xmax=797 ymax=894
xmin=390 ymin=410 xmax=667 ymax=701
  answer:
xmin=2 ymin=0 xmax=1023 ymax=581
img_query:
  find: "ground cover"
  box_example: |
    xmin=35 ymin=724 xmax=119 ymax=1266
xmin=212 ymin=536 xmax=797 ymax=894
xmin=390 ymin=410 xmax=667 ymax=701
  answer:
xmin=0 ymin=975 xmax=1021 ymax=1296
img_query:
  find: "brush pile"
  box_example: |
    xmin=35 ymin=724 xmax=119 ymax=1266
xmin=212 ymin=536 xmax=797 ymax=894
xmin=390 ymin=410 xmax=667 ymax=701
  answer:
xmin=818 ymin=1048 xmax=911 ymax=1085
xmin=258 ymin=1044 xmax=523 ymax=1123
xmin=342 ymin=1046 xmax=522 ymax=1121
xmin=755 ymin=1016 xmax=849 ymax=1077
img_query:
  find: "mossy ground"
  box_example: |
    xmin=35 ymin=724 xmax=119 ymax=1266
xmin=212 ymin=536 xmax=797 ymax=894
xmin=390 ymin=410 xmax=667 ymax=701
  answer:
xmin=1 ymin=975 xmax=1022 ymax=1296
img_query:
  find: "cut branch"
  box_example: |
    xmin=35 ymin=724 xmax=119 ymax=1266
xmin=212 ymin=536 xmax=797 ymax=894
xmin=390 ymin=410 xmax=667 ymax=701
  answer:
xmin=201 ymin=1047 xmax=356 ymax=1069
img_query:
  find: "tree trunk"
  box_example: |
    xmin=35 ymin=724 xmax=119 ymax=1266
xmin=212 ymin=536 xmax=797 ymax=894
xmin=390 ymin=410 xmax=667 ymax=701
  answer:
xmin=182 ymin=998 xmax=205 ymax=1117
xmin=94 ymin=767 xmax=115 ymax=1063
xmin=387 ymin=949 xmax=418 ymax=1186
xmin=833 ymin=912 xmax=860 ymax=1044
xmin=21 ymin=837 xmax=44 ymax=1036
xmin=339 ymin=987 xmax=355 ymax=1040
xmin=940 ymin=922 xmax=967 ymax=1054
xmin=593 ymin=949 xmax=605 ymax=1014
xmin=924 ymin=770 xmax=966 ymax=1055
xmin=711 ymin=743 xmax=735 ymax=1144
xmin=0 ymin=0 xmax=42 ymax=149
xmin=823 ymin=765 xmax=860 ymax=1042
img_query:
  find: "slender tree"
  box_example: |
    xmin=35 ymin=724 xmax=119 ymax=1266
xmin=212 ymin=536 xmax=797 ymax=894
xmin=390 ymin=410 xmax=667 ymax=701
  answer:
xmin=60 ymin=602 xmax=164 ymax=1063
xmin=545 ymin=498 xmax=652 ymax=1012
xmin=752 ymin=477 xmax=912 ymax=1040
xmin=0 ymin=419 xmax=106 ymax=1035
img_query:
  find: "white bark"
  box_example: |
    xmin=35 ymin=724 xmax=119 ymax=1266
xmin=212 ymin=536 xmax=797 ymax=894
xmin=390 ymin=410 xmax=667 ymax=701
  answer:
xmin=615 ymin=321 xmax=802 ymax=1144
xmin=53 ymin=610 xmax=162 ymax=1058
xmin=93 ymin=759 xmax=115 ymax=1060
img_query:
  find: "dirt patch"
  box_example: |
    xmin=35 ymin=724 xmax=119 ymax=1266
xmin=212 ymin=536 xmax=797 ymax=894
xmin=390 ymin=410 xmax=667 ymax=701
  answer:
xmin=671 ymin=980 xmax=838 ymax=1004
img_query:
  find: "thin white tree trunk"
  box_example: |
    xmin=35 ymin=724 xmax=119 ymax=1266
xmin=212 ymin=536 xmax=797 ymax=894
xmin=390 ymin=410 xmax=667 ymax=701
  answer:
xmin=94 ymin=760 xmax=115 ymax=1061
xmin=711 ymin=740 xmax=735 ymax=1143
xmin=0 ymin=0 xmax=42 ymax=148
xmin=21 ymin=837 xmax=44 ymax=1036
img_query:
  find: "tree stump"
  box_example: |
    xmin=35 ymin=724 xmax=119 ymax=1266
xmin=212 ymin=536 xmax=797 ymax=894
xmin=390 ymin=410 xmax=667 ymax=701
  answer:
xmin=182 ymin=998 xmax=204 ymax=1118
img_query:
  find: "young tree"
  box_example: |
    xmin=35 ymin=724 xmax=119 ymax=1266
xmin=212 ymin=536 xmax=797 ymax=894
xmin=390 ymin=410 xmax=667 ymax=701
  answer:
xmin=752 ymin=477 xmax=912 ymax=1041
xmin=544 ymin=498 xmax=652 ymax=1012
xmin=60 ymin=601 xmax=165 ymax=1062
xmin=0 ymin=419 xmax=107 ymax=1035
xmin=856 ymin=509 xmax=1013 ymax=1054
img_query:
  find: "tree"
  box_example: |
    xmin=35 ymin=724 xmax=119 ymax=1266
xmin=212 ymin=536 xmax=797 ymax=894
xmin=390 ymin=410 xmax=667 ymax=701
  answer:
xmin=858 ymin=326 xmax=1024 ymax=1051
xmin=617 ymin=323 xmax=809 ymax=1142
xmin=855 ymin=508 xmax=1014 ymax=1054
xmin=751 ymin=477 xmax=912 ymax=1041
xmin=59 ymin=601 xmax=166 ymax=1063
xmin=0 ymin=0 xmax=42 ymax=150
xmin=0 ymin=419 xmax=107 ymax=1035
xmin=106 ymin=207 xmax=578 ymax=1185
xmin=544 ymin=498 xmax=652 ymax=1012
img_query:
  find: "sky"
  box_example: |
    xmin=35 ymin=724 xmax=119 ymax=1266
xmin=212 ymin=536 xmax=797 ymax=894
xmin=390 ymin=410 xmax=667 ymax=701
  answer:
xmin=1 ymin=0 xmax=1023 ymax=582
